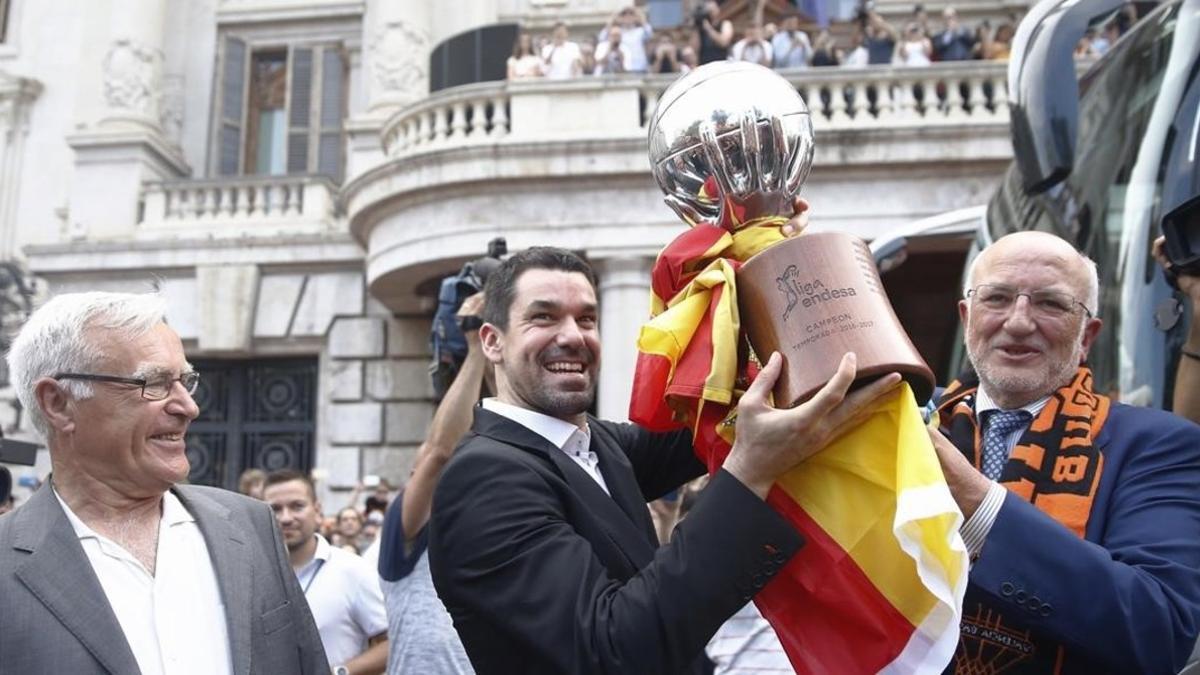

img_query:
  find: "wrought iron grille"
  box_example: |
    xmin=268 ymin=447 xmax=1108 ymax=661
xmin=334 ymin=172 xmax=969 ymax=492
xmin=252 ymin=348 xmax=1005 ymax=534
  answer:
xmin=185 ymin=357 xmax=317 ymax=490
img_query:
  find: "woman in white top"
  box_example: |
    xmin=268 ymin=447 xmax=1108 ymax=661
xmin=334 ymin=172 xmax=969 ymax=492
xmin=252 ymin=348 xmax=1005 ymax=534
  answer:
xmin=896 ymin=23 xmax=932 ymax=66
xmin=507 ymin=32 xmax=543 ymax=80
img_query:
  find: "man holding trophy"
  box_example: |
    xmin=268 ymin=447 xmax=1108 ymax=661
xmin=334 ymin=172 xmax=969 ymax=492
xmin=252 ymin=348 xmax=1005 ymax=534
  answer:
xmin=431 ymin=62 xmax=964 ymax=674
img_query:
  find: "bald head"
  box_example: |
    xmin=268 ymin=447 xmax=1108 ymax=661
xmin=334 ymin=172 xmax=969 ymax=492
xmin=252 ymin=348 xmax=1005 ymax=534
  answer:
xmin=966 ymin=232 xmax=1098 ymax=316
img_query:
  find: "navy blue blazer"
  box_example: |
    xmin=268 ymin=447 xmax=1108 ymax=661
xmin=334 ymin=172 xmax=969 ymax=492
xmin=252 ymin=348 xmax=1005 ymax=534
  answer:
xmin=429 ymin=408 xmax=803 ymax=675
xmin=956 ymin=403 xmax=1200 ymax=673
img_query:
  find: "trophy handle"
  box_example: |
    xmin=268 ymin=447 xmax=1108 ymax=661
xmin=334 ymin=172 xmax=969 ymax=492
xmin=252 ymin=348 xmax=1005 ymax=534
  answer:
xmin=663 ymin=193 xmax=709 ymax=227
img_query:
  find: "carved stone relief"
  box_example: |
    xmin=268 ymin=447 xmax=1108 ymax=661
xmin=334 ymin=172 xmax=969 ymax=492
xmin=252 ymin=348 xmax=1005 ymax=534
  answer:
xmin=369 ymin=20 xmax=429 ymax=107
xmin=159 ymin=74 xmax=185 ymax=143
xmin=103 ymin=39 xmax=161 ymax=117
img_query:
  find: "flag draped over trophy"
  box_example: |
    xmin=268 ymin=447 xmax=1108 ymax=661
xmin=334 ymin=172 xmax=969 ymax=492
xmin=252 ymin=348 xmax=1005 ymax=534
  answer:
xmin=629 ymin=206 xmax=968 ymax=673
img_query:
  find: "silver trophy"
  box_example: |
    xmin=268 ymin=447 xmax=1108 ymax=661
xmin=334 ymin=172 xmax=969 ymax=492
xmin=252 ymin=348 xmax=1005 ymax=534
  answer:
xmin=647 ymin=61 xmax=815 ymax=226
xmin=646 ymin=62 xmax=935 ymax=406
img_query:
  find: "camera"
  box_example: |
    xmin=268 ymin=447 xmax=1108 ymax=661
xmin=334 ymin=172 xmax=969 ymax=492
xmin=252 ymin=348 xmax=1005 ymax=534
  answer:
xmin=429 ymin=237 xmax=507 ymax=401
xmin=1163 ymin=194 xmax=1200 ymax=277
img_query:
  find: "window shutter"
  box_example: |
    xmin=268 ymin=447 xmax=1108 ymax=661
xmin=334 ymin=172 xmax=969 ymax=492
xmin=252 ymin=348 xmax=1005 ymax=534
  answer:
xmin=217 ymin=36 xmax=248 ymax=176
xmin=316 ymin=48 xmax=346 ymax=180
xmin=287 ymin=47 xmax=314 ymax=174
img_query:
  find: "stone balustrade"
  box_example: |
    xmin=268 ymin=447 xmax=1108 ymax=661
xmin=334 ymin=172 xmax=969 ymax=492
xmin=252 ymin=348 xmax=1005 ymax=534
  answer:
xmin=380 ymin=61 xmax=1011 ymax=159
xmin=139 ymin=175 xmax=340 ymax=236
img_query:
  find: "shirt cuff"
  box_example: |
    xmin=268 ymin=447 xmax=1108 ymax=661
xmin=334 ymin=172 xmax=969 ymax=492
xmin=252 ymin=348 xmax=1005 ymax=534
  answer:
xmin=960 ymin=481 xmax=1006 ymax=560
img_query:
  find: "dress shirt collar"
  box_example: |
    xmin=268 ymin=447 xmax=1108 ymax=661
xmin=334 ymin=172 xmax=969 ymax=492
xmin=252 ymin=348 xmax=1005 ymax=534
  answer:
xmin=54 ymin=483 xmax=193 ymax=542
xmin=974 ymin=385 xmax=1051 ymax=418
xmin=482 ymin=397 xmax=589 ymax=450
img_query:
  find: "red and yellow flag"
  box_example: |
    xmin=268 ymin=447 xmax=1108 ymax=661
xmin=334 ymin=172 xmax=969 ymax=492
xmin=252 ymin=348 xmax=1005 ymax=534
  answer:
xmin=631 ymin=209 xmax=966 ymax=673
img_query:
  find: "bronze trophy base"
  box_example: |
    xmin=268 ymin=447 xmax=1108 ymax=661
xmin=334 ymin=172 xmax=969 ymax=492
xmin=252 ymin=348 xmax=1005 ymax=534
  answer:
xmin=738 ymin=232 xmax=935 ymax=407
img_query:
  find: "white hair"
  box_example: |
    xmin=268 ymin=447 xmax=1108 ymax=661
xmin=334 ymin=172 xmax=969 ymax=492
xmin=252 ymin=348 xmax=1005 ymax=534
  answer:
xmin=6 ymin=292 xmax=168 ymax=437
xmin=964 ymin=239 xmax=1100 ymax=316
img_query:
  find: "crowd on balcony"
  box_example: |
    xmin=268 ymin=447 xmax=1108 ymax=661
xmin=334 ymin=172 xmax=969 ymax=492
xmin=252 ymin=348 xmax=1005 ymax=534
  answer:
xmin=505 ymin=0 xmax=1141 ymax=82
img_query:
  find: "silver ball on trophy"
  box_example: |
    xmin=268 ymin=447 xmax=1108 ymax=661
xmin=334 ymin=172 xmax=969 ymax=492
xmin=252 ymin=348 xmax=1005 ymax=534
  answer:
xmin=648 ymin=61 xmax=815 ymax=226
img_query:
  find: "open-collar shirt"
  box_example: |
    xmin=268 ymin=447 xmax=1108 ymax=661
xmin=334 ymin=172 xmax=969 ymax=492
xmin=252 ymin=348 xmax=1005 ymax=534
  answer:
xmin=482 ymin=398 xmax=610 ymax=495
xmin=53 ymin=485 xmax=232 ymax=675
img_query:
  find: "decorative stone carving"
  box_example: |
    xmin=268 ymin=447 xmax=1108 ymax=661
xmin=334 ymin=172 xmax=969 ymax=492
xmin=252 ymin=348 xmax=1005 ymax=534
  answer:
xmin=103 ymin=39 xmax=161 ymax=117
xmin=159 ymin=73 xmax=185 ymax=143
xmin=370 ymin=20 xmax=429 ymax=107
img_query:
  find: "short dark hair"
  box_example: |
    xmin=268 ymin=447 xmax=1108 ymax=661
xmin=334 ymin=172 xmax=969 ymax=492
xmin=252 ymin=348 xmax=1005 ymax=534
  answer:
xmin=264 ymin=469 xmax=316 ymax=501
xmin=482 ymin=247 xmax=597 ymax=330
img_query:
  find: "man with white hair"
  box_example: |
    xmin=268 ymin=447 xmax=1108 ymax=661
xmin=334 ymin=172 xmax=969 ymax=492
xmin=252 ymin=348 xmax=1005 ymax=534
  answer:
xmin=930 ymin=232 xmax=1200 ymax=673
xmin=0 ymin=291 xmax=328 ymax=674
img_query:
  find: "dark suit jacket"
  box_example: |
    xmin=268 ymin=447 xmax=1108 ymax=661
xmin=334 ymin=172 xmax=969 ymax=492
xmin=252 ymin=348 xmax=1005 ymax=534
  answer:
xmin=0 ymin=482 xmax=329 ymax=674
xmin=429 ymin=408 xmax=804 ymax=675
xmin=956 ymin=404 xmax=1200 ymax=673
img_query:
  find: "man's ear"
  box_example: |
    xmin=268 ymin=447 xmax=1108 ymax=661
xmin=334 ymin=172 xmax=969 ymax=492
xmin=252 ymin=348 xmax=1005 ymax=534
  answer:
xmin=1078 ymin=316 xmax=1104 ymax=363
xmin=479 ymin=322 xmax=505 ymax=364
xmin=957 ymin=299 xmax=970 ymax=334
xmin=33 ymin=378 xmax=76 ymax=434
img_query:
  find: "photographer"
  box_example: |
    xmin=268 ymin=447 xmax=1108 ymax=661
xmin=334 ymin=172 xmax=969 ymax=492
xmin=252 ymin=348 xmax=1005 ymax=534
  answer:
xmin=1154 ymin=236 xmax=1200 ymax=424
xmin=695 ymin=1 xmax=734 ymax=65
xmin=378 ymin=292 xmax=488 ymax=675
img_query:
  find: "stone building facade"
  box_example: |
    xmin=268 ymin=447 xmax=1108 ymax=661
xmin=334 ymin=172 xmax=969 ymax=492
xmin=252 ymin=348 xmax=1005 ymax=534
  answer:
xmin=0 ymin=0 xmax=1020 ymax=505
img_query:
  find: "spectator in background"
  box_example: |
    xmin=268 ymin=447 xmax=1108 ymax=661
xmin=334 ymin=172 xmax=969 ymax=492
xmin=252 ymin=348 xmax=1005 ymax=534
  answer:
xmin=265 ymin=470 xmax=389 ymax=675
xmin=730 ymin=24 xmax=773 ymax=67
xmin=238 ymin=467 xmax=266 ymax=499
xmin=1091 ymin=21 xmax=1119 ymax=56
xmin=933 ymin=6 xmax=975 ymax=61
xmin=679 ymin=44 xmax=700 ymax=73
xmin=542 ymin=22 xmax=583 ymax=79
xmin=363 ymin=479 xmax=392 ymax=519
xmin=650 ymin=35 xmax=681 ymax=74
xmin=600 ymin=5 xmax=653 ymax=74
xmin=507 ymin=32 xmax=543 ymax=80
xmin=594 ymin=26 xmax=632 ymax=75
xmin=772 ymin=13 xmax=812 ymax=69
xmin=896 ymin=22 xmax=932 ymax=65
xmin=811 ymin=29 xmax=841 ymax=66
xmin=980 ymin=21 xmax=1014 ymax=61
xmin=334 ymin=505 xmax=365 ymax=553
xmin=843 ymin=29 xmax=869 ymax=67
xmin=696 ymin=1 xmax=734 ymax=64
xmin=1074 ymin=29 xmax=1099 ymax=59
xmin=863 ymin=9 xmax=899 ymax=65
xmin=580 ymin=37 xmax=598 ymax=76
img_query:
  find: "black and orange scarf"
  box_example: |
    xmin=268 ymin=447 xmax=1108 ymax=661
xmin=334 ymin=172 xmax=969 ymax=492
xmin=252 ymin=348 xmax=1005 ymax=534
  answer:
xmin=936 ymin=366 xmax=1111 ymax=672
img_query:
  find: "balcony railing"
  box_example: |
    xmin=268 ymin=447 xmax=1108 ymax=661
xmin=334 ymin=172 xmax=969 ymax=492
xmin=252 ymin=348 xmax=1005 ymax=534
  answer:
xmin=381 ymin=61 xmax=1012 ymax=159
xmin=139 ymin=175 xmax=340 ymax=235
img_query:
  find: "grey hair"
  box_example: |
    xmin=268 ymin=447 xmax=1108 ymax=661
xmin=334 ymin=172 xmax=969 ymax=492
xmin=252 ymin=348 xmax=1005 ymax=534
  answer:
xmin=6 ymin=292 xmax=168 ymax=437
xmin=963 ymin=241 xmax=1100 ymax=317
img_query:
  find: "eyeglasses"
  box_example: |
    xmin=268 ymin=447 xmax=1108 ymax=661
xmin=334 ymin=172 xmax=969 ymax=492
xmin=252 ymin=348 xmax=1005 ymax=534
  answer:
xmin=966 ymin=283 xmax=1093 ymax=319
xmin=53 ymin=371 xmax=201 ymax=401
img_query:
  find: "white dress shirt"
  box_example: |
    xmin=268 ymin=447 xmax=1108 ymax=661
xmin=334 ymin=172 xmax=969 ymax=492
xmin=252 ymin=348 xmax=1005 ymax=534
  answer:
xmin=958 ymin=388 xmax=1051 ymax=558
xmin=54 ymin=487 xmax=232 ymax=675
xmin=297 ymin=533 xmax=389 ymax=668
xmin=482 ymin=398 xmax=610 ymax=495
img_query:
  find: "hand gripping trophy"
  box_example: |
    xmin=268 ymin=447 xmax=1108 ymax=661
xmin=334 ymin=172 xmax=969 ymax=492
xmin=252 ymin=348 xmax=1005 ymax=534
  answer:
xmin=645 ymin=61 xmax=933 ymax=408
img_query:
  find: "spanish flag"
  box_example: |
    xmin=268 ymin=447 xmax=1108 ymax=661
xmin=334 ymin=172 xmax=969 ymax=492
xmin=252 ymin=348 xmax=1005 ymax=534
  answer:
xmin=630 ymin=213 xmax=967 ymax=673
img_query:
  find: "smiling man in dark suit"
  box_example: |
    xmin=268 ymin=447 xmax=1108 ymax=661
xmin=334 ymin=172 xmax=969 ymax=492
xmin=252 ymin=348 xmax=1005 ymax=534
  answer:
xmin=429 ymin=245 xmax=902 ymax=674
xmin=0 ymin=291 xmax=327 ymax=674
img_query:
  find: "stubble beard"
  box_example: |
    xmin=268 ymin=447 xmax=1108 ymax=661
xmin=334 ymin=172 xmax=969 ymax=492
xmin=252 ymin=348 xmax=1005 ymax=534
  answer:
xmin=967 ymin=321 xmax=1086 ymax=407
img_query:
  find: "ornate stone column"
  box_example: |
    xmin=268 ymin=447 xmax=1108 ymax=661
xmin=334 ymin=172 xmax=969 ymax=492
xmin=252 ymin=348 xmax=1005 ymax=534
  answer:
xmin=363 ymin=0 xmax=431 ymax=116
xmin=594 ymin=255 xmax=654 ymax=422
xmin=99 ymin=0 xmax=167 ymax=133
xmin=0 ymin=74 xmax=42 ymax=259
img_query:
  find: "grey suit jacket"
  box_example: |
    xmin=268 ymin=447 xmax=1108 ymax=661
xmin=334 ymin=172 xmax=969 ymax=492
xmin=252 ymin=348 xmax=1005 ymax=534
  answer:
xmin=0 ymin=482 xmax=329 ymax=674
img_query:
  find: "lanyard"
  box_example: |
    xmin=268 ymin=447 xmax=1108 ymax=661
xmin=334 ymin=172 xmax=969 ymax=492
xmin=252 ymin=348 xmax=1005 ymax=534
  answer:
xmin=300 ymin=558 xmax=326 ymax=595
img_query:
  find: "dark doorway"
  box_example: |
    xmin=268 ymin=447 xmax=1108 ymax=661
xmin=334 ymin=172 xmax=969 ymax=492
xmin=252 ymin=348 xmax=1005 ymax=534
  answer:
xmin=185 ymin=357 xmax=318 ymax=491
